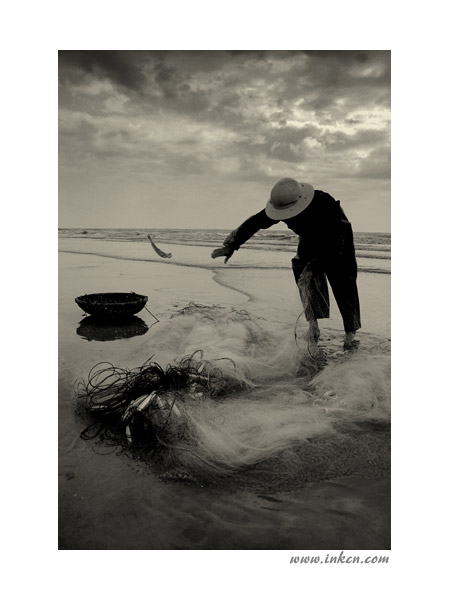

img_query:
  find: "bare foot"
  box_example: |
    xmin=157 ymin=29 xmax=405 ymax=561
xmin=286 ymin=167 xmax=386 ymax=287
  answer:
xmin=307 ymin=340 xmax=320 ymax=356
xmin=343 ymin=331 xmax=359 ymax=351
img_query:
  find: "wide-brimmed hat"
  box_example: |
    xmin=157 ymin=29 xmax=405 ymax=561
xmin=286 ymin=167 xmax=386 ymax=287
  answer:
xmin=265 ymin=178 xmax=314 ymax=220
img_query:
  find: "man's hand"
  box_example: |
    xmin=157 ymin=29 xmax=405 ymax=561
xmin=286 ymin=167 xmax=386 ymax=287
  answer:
xmin=211 ymin=246 xmax=234 ymax=264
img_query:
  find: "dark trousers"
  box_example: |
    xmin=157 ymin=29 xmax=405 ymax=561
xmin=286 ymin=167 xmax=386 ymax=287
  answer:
xmin=291 ymin=235 xmax=361 ymax=333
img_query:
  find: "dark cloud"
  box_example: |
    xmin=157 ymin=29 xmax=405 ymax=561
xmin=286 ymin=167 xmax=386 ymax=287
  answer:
xmin=278 ymin=51 xmax=390 ymax=112
xmin=303 ymin=50 xmax=371 ymax=62
xmin=231 ymin=124 xmax=387 ymax=168
xmin=229 ymin=124 xmax=321 ymax=167
xmin=59 ymin=50 xmax=390 ymax=137
xmin=322 ymin=128 xmax=389 ymax=153
xmin=227 ymin=50 xmax=297 ymax=63
xmin=59 ymin=50 xmax=391 ymax=194
xmin=59 ymin=50 xmax=147 ymax=91
xmin=152 ymin=60 xmax=180 ymax=99
xmin=270 ymin=143 xmax=305 ymax=163
xmin=270 ymin=124 xmax=322 ymax=144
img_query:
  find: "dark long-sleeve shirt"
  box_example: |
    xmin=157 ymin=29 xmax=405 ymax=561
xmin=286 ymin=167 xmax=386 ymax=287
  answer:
xmin=223 ymin=190 xmax=353 ymax=260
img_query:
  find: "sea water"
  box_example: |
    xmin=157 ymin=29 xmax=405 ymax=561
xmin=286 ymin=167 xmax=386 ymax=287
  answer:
xmin=58 ymin=227 xmax=390 ymax=274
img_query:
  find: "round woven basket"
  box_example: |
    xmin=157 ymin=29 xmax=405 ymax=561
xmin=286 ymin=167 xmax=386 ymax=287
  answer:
xmin=75 ymin=292 xmax=148 ymax=319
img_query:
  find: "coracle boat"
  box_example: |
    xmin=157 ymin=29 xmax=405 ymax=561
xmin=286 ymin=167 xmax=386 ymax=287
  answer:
xmin=75 ymin=292 xmax=148 ymax=320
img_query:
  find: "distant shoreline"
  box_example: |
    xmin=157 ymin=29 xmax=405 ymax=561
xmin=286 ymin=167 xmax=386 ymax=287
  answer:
xmin=59 ymin=226 xmax=392 ymax=236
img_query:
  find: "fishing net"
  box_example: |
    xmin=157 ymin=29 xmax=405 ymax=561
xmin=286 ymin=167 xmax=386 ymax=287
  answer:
xmin=75 ymin=299 xmax=390 ymax=489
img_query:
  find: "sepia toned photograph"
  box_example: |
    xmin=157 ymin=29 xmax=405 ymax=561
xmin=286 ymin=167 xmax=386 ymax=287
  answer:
xmin=58 ymin=50 xmax=391 ymax=551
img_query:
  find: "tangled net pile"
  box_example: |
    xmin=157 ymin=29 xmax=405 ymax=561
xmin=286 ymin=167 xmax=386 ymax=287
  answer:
xmin=75 ymin=349 xmax=247 ymax=458
xmin=74 ymin=303 xmax=391 ymax=490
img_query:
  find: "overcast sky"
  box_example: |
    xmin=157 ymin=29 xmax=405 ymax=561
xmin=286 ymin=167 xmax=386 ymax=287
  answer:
xmin=59 ymin=50 xmax=390 ymax=232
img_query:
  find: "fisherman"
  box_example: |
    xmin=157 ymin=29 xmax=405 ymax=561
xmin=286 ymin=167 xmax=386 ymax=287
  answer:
xmin=211 ymin=178 xmax=361 ymax=352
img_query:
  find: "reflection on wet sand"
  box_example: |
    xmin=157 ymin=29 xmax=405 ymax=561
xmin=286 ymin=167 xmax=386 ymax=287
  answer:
xmin=76 ymin=316 xmax=149 ymax=342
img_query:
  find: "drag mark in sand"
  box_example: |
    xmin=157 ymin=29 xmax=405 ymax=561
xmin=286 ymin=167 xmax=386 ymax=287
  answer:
xmin=211 ymin=269 xmax=253 ymax=303
xmin=59 ymin=249 xmax=390 ymax=275
xmin=59 ymin=249 xmax=282 ymax=270
xmin=59 ymin=249 xmax=251 ymax=304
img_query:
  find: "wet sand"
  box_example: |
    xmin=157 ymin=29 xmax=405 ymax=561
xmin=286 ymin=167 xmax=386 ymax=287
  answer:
xmin=59 ymin=248 xmax=390 ymax=550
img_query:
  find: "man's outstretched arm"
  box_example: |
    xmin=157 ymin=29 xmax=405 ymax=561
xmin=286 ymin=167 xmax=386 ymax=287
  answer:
xmin=211 ymin=210 xmax=278 ymax=263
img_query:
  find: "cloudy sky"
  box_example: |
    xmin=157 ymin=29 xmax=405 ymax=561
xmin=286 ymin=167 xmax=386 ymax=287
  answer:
xmin=59 ymin=50 xmax=390 ymax=232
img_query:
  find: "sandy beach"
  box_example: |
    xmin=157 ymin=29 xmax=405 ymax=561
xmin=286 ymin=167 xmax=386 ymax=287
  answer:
xmin=59 ymin=239 xmax=390 ymax=550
